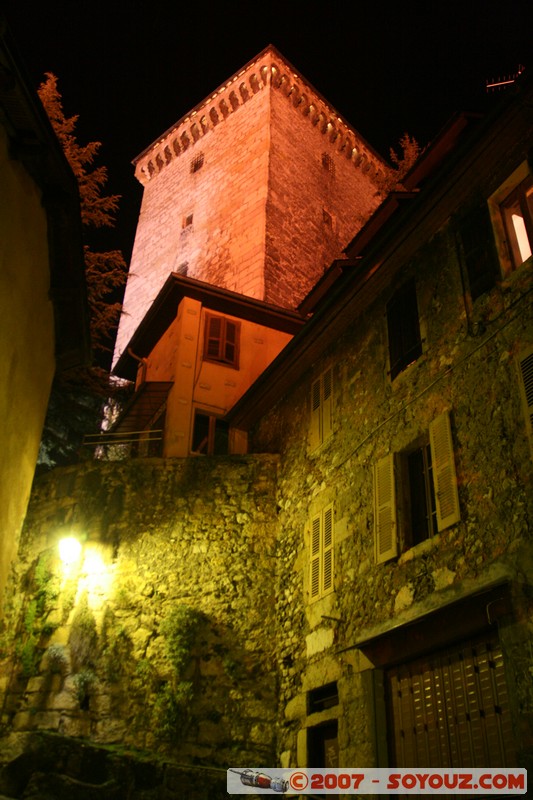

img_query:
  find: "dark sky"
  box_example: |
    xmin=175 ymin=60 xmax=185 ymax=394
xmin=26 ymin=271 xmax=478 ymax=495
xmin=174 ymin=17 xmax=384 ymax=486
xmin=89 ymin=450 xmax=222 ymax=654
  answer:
xmin=4 ymin=0 xmax=532 ymax=263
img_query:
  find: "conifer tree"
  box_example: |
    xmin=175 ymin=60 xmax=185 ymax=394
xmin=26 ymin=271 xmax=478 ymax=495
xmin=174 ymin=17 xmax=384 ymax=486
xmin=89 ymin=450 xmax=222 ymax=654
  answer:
xmin=37 ymin=74 xmax=128 ymax=468
xmin=38 ymin=72 xmax=126 ymax=354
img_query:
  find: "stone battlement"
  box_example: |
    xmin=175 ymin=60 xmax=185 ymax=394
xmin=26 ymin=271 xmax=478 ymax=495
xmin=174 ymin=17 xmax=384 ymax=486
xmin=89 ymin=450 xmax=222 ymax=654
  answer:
xmin=134 ymin=45 xmax=385 ymax=185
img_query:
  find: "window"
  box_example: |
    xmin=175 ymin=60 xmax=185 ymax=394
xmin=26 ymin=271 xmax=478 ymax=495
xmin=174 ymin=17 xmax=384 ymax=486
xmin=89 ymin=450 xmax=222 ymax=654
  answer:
xmin=203 ymin=314 xmax=240 ymax=368
xmin=489 ymin=163 xmax=533 ymax=278
xmin=457 ymin=204 xmax=499 ymax=300
xmin=191 ymin=411 xmax=229 ymax=455
xmin=309 ymin=367 xmax=333 ymax=451
xmin=499 ymin=173 xmax=533 ymax=269
xmin=182 ymin=213 xmax=193 ymax=228
xmin=308 ymin=682 xmax=338 ymax=713
xmin=309 ymin=504 xmax=334 ymax=600
xmin=386 ymin=280 xmax=422 ymax=379
xmin=321 ymin=152 xmax=335 ymax=176
xmin=190 ymin=153 xmax=204 ymax=173
xmin=374 ymin=412 xmax=460 ymax=564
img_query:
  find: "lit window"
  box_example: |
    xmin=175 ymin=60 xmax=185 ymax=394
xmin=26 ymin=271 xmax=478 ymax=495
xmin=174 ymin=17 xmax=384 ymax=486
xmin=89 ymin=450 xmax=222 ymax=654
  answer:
xmin=191 ymin=411 xmax=229 ymax=455
xmin=309 ymin=504 xmax=334 ymax=600
xmin=203 ymin=314 xmax=240 ymax=368
xmin=374 ymin=412 xmax=460 ymax=564
xmin=386 ymin=279 xmax=422 ymax=379
xmin=500 ymin=174 xmax=533 ymax=269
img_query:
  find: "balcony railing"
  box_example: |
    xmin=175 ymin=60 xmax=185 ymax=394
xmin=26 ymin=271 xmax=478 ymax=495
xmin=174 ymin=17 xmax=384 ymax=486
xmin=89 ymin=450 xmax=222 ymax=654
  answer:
xmin=82 ymin=429 xmax=164 ymax=460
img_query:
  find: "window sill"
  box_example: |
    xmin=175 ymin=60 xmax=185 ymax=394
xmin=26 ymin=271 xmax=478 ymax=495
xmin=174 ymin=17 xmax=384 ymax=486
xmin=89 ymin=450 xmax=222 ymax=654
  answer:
xmin=398 ymin=533 xmax=441 ymax=564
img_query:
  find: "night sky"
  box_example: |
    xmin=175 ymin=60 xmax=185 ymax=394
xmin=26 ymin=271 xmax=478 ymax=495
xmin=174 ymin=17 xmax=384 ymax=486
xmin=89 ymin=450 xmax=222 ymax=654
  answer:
xmin=3 ymin=0 xmax=532 ymax=264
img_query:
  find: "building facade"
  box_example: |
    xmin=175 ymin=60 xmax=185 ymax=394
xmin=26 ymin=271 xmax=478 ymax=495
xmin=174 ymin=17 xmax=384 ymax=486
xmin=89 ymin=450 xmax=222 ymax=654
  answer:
xmin=231 ymin=76 xmax=533 ymax=771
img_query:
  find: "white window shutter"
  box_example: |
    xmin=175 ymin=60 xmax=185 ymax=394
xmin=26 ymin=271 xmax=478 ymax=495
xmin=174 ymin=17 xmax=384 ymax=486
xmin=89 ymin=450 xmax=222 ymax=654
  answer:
xmin=374 ymin=454 xmax=398 ymax=564
xmin=429 ymin=411 xmax=460 ymax=531
xmin=322 ymin=367 xmax=333 ymax=442
xmin=310 ymin=513 xmax=321 ymax=599
xmin=322 ymin=504 xmax=334 ymax=593
xmin=309 ymin=378 xmax=321 ymax=452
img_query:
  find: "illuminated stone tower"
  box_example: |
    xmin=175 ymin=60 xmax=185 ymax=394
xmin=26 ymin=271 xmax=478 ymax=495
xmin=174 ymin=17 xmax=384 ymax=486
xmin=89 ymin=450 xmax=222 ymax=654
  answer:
xmin=114 ymin=45 xmax=386 ymax=365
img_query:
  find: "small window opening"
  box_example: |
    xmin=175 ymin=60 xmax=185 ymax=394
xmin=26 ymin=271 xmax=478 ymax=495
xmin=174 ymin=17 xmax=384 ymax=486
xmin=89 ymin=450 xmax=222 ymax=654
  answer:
xmin=405 ymin=442 xmax=437 ymax=547
xmin=192 ymin=412 xmax=229 ymax=455
xmin=190 ymin=153 xmax=205 ymax=173
xmin=308 ymin=682 xmax=338 ymax=714
xmin=183 ymin=213 xmax=193 ymax=229
xmin=321 ymin=152 xmax=335 ymax=176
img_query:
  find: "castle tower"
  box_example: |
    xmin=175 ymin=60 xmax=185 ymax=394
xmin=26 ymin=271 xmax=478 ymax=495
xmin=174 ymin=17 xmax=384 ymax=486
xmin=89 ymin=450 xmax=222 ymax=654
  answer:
xmin=114 ymin=45 xmax=387 ymax=365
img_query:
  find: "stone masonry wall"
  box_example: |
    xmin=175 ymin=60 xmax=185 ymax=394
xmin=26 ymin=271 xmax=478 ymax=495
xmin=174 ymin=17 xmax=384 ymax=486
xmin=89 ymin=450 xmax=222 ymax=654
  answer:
xmin=0 ymin=455 xmax=280 ymax=770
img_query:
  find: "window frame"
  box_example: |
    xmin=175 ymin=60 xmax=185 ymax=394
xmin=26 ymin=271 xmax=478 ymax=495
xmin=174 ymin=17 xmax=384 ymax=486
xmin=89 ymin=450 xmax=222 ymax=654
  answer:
xmin=203 ymin=313 xmax=240 ymax=369
xmin=488 ymin=162 xmax=533 ymax=277
xmin=191 ymin=409 xmax=229 ymax=456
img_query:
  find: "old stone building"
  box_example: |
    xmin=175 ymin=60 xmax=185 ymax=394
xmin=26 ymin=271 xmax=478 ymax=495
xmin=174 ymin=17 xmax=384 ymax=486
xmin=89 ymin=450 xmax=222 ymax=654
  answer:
xmin=0 ymin=45 xmax=531 ymax=799
xmin=229 ymin=74 xmax=533 ymax=772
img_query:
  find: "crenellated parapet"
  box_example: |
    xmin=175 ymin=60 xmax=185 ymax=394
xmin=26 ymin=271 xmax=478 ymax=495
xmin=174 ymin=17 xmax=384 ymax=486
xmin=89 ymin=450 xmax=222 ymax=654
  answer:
xmin=134 ymin=45 xmax=386 ymax=185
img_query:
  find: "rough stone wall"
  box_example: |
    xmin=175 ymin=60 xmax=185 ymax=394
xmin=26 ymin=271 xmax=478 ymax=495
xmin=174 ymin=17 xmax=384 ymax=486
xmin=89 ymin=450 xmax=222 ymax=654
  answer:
xmin=0 ymin=456 xmax=280 ymax=769
xmin=252 ymin=222 xmax=533 ymax=767
xmin=265 ymin=89 xmax=382 ymax=308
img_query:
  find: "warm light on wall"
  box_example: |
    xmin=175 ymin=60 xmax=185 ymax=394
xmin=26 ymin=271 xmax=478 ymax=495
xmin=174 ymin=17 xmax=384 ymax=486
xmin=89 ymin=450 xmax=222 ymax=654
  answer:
xmin=58 ymin=536 xmax=82 ymax=565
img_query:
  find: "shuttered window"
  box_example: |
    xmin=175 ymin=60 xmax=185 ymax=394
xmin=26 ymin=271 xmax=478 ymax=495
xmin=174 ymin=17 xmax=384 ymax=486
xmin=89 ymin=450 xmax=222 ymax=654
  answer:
xmin=374 ymin=454 xmax=398 ymax=564
xmin=309 ymin=504 xmax=334 ymax=601
xmin=203 ymin=313 xmax=240 ymax=368
xmin=518 ymin=347 xmax=533 ymax=457
xmin=386 ymin=280 xmax=422 ymax=380
xmin=458 ymin=205 xmax=499 ymax=300
xmin=374 ymin=412 xmax=459 ymax=563
xmin=385 ymin=634 xmax=517 ymax=767
xmin=309 ymin=367 xmax=333 ymax=452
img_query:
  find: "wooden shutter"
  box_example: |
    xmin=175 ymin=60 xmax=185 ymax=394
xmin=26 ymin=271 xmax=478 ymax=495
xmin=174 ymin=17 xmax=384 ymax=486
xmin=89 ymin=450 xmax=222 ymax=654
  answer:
xmin=309 ymin=378 xmax=321 ymax=452
xmin=205 ymin=314 xmax=222 ymax=359
xmin=374 ymin=454 xmax=397 ymax=564
xmin=309 ymin=369 xmax=333 ymax=452
xmin=310 ymin=513 xmax=321 ymax=600
xmin=322 ymin=504 xmax=334 ymax=594
xmin=429 ymin=411 xmax=460 ymax=531
xmin=223 ymin=320 xmax=239 ymax=366
xmin=518 ymin=348 xmax=533 ymax=455
xmin=322 ymin=367 xmax=333 ymax=442
xmin=309 ymin=504 xmax=334 ymax=600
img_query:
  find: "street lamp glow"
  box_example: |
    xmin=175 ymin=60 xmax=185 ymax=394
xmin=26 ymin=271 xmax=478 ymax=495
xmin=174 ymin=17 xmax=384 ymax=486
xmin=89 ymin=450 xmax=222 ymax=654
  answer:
xmin=58 ymin=536 xmax=82 ymax=565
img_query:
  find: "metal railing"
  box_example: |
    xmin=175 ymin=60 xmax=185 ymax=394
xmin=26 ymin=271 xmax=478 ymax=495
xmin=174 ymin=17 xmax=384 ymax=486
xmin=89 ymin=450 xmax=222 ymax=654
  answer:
xmin=82 ymin=430 xmax=164 ymax=460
